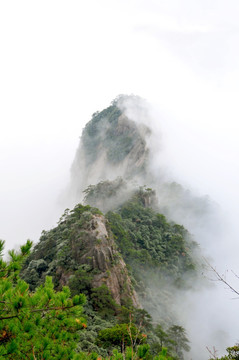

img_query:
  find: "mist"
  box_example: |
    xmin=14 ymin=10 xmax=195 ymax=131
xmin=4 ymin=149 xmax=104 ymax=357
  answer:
xmin=1 ymin=1 xmax=239 ymax=359
xmin=120 ymin=96 xmax=239 ymax=358
xmin=119 ymin=97 xmax=239 ymax=359
xmin=63 ymin=94 xmax=239 ymax=358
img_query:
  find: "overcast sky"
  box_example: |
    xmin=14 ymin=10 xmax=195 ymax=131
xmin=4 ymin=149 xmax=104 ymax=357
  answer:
xmin=1 ymin=0 xmax=239 ymax=251
xmin=1 ymin=1 xmax=239 ymax=357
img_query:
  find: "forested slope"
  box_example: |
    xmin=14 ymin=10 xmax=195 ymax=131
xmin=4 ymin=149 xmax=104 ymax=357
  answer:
xmin=1 ymin=96 xmax=218 ymax=359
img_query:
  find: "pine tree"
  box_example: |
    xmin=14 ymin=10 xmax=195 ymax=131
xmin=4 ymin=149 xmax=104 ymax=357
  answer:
xmin=167 ymin=325 xmax=190 ymax=359
xmin=0 ymin=240 xmax=86 ymax=359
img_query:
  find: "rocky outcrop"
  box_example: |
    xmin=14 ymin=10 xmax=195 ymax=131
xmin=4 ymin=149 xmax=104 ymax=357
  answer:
xmin=68 ymin=98 xmax=151 ymax=204
xmin=22 ymin=206 xmax=140 ymax=308
xmin=70 ymin=213 xmax=139 ymax=307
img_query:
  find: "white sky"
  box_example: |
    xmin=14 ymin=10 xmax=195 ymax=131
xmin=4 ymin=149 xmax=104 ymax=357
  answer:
xmin=0 ymin=0 xmax=238 ymax=252
xmin=0 ymin=0 xmax=239 ymax=254
xmin=1 ymin=1 xmax=239 ymax=357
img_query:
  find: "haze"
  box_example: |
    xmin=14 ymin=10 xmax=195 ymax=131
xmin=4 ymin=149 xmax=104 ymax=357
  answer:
xmin=1 ymin=1 xmax=239 ymax=358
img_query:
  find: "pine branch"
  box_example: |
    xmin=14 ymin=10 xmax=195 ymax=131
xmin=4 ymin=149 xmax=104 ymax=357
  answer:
xmin=0 ymin=304 xmax=77 ymax=321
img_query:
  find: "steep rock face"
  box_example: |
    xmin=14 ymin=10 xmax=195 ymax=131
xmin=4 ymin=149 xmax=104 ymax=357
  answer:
xmin=67 ymin=96 xmax=215 ymax=234
xmin=65 ymin=95 xmax=214 ymax=240
xmin=69 ymin=98 xmax=151 ymax=203
xmin=22 ymin=205 xmax=139 ymax=308
xmin=69 ymin=213 xmax=139 ymax=307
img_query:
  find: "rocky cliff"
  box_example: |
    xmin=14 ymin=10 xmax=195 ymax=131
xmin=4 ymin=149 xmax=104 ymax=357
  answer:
xmin=69 ymin=96 xmax=150 ymax=204
xmin=22 ymin=204 xmax=139 ymax=308
xmin=22 ymin=96 xmax=210 ymax=319
xmin=67 ymin=95 xmax=215 ymax=235
xmin=19 ymin=95 xmax=221 ymax=359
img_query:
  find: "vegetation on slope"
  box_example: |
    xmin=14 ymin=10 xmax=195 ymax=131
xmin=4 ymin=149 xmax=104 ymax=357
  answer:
xmin=18 ymin=183 xmax=197 ymax=359
xmin=78 ymin=96 xmax=149 ymax=178
xmin=21 ymin=204 xmax=102 ymax=291
xmin=1 ymin=238 xmax=236 ymax=360
xmin=83 ymin=182 xmax=198 ymax=283
xmin=0 ymin=96 xmax=232 ymax=359
xmin=107 ymin=187 xmax=197 ymax=278
xmin=0 ymin=240 xmax=86 ymax=359
xmin=1 ymin=239 xmax=190 ymax=359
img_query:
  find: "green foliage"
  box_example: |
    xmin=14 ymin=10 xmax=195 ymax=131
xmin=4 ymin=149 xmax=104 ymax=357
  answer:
xmin=21 ymin=204 xmax=102 ymax=290
xmin=74 ymin=345 xmax=171 ymax=360
xmin=117 ymin=307 xmax=152 ymax=331
xmin=136 ymin=343 xmax=150 ymax=359
xmin=0 ymin=241 xmax=86 ymax=359
xmin=76 ymin=302 xmax=120 ymax=356
xmin=167 ymin=325 xmax=190 ymax=359
xmin=0 ymin=240 xmax=188 ymax=359
xmin=225 ymin=345 xmax=239 ymax=360
xmin=209 ymin=344 xmax=239 ymax=360
xmin=154 ymin=324 xmax=171 ymax=351
xmin=97 ymin=323 xmax=145 ymax=349
xmin=0 ymin=239 xmax=32 ymax=283
xmin=82 ymin=104 xmax=122 ymax=165
xmin=149 ymin=323 xmax=190 ymax=360
xmin=69 ymin=265 xmax=94 ymax=297
xmin=83 ymin=178 xmax=128 ymax=213
xmin=19 ymin=186 xmax=196 ymax=359
xmin=81 ymin=101 xmax=146 ymax=167
xmin=107 ymin=188 xmax=196 ymax=279
xmin=154 ymin=347 xmax=173 ymax=360
xmin=91 ymin=284 xmax=118 ymax=319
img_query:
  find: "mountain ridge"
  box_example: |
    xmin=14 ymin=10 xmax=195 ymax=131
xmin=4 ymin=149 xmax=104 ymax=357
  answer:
xmin=21 ymin=95 xmax=211 ymax=359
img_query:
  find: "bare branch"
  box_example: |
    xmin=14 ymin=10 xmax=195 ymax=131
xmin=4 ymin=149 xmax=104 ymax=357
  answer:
xmin=231 ymin=270 xmax=239 ymax=281
xmin=206 ymin=345 xmax=218 ymax=359
xmin=204 ymin=258 xmax=239 ymax=297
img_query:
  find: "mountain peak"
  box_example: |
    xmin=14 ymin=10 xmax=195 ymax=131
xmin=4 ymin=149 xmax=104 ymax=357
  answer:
xmin=69 ymin=96 xmax=151 ymax=203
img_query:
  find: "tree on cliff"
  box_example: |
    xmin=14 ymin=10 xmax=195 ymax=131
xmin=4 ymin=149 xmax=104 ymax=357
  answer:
xmin=167 ymin=325 xmax=190 ymax=359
